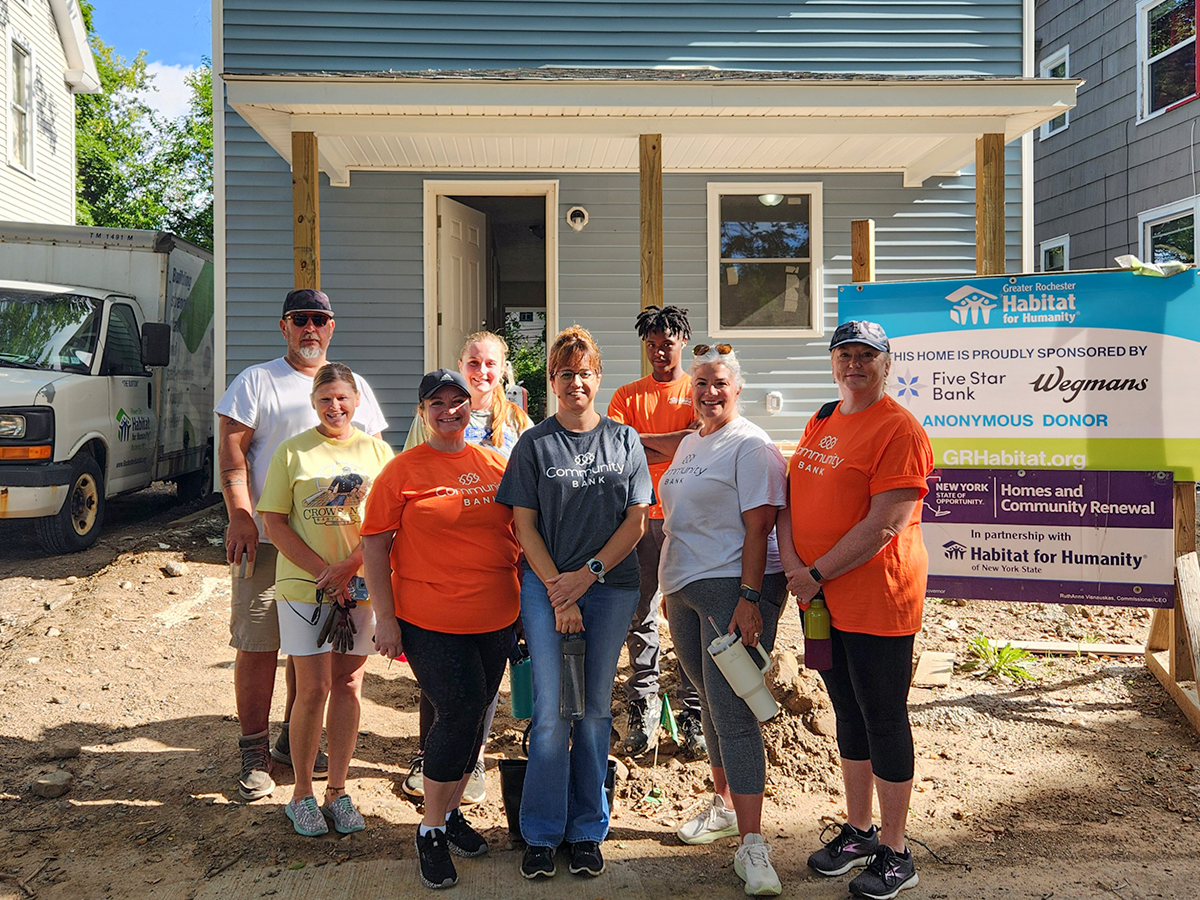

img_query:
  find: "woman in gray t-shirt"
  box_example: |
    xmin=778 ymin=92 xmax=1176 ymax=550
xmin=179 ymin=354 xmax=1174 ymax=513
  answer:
xmin=496 ymin=326 xmax=652 ymax=880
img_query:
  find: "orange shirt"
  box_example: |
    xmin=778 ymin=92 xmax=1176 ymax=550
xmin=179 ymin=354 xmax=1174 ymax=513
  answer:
xmin=361 ymin=443 xmax=520 ymax=634
xmin=607 ymin=373 xmax=695 ymax=519
xmin=788 ymin=395 xmax=933 ymax=636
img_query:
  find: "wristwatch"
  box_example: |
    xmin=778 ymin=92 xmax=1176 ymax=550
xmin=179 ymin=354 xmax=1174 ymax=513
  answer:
xmin=808 ymin=565 xmax=826 ymax=584
xmin=739 ymin=584 xmax=761 ymax=604
xmin=587 ymin=557 xmax=606 ymax=583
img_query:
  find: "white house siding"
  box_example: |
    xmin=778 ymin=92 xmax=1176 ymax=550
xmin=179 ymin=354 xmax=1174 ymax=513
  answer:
xmin=0 ymin=0 xmax=76 ymax=225
xmin=1034 ymin=0 xmax=1200 ymax=269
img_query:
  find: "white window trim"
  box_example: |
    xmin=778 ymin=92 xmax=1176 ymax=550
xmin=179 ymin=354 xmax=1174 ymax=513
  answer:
xmin=1039 ymin=46 xmax=1070 ymax=139
xmin=1136 ymin=0 xmax=1199 ymax=123
xmin=1039 ymin=234 xmax=1070 ymax=271
xmin=8 ymin=31 xmax=36 ymax=178
xmin=706 ymin=181 xmax=824 ymax=340
xmin=1137 ymin=195 xmax=1199 ymax=261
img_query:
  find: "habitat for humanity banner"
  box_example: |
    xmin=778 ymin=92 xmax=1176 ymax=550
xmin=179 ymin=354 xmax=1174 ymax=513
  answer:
xmin=923 ymin=469 xmax=1174 ymax=608
xmin=838 ymin=270 xmax=1200 ymax=477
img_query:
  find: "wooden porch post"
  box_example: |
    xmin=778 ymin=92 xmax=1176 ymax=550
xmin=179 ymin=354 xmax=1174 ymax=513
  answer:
xmin=851 ymin=219 xmax=875 ymax=283
xmin=975 ymin=133 xmax=1005 ymax=276
xmin=292 ymin=131 xmax=321 ymax=289
xmin=640 ymin=134 xmax=663 ymax=377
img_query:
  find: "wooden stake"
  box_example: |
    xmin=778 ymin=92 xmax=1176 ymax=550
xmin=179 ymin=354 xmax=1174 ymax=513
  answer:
xmin=292 ymin=131 xmax=320 ymax=290
xmin=975 ymin=134 xmax=1005 ymax=276
xmin=851 ymin=219 xmax=875 ymax=283
xmin=640 ymin=134 xmax=663 ymax=378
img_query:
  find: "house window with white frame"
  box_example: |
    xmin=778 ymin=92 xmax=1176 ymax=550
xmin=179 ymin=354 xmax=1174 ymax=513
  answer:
xmin=10 ymin=41 xmax=32 ymax=171
xmin=707 ymin=183 xmax=823 ymax=337
xmin=1145 ymin=208 xmax=1195 ymax=263
xmin=1039 ymin=47 xmax=1070 ymax=137
xmin=1139 ymin=0 xmax=1198 ymax=118
xmin=1040 ymin=235 xmax=1070 ymax=272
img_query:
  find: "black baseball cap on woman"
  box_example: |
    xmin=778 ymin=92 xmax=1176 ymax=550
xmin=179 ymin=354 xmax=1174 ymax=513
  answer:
xmin=829 ymin=320 xmax=889 ymax=353
xmin=418 ymin=368 xmax=471 ymax=400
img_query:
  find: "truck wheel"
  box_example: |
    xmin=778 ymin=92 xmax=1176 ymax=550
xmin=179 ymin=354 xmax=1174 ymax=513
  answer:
xmin=34 ymin=454 xmax=106 ymax=554
xmin=176 ymin=448 xmax=214 ymax=502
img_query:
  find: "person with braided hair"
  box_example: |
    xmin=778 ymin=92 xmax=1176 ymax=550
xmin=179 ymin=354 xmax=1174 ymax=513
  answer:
xmin=606 ymin=305 xmax=706 ymax=758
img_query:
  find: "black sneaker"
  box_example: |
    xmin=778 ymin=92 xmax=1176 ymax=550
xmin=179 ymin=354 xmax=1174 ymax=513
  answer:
xmin=271 ymin=725 xmax=329 ymax=777
xmin=621 ymin=694 xmax=661 ymax=755
xmin=807 ymin=822 xmax=879 ymax=876
xmin=520 ymin=844 xmax=557 ymax=880
xmin=848 ymin=843 xmax=918 ymax=900
xmin=676 ymin=710 xmax=708 ymax=759
xmin=415 ymin=828 xmax=458 ymax=889
xmin=568 ymin=840 xmax=605 ymax=876
xmin=444 ymin=808 xmax=488 ymax=858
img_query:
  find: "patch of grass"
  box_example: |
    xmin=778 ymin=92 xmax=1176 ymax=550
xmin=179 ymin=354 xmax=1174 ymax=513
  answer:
xmin=961 ymin=633 xmax=1037 ymax=683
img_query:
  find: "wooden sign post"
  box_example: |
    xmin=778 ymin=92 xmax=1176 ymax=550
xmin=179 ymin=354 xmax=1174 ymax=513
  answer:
xmin=1145 ymin=482 xmax=1200 ymax=733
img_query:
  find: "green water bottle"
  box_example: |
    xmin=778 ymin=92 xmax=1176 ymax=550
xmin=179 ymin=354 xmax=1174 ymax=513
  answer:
xmin=509 ymin=640 xmax=533 ymax=720
xmin=804 ymin=593 xmax=833 ymax=671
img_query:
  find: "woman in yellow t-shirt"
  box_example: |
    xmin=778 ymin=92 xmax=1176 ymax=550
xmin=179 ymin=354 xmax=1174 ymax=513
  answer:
xmin=362 ymin=368 xmax=520 ymax=891
xmin=258 ymin=363 xmax=393 ymax=839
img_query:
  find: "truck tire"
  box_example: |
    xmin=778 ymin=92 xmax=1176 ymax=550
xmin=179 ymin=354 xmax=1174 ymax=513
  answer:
xmin=34 ymin=454 xmax=106 ymax=554
xmin=176 ymin=448 xmax=214 ymax=502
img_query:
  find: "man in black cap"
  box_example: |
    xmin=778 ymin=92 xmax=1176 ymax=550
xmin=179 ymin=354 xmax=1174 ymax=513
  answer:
xmin=215 ymin=288 xmax=389 ymax=801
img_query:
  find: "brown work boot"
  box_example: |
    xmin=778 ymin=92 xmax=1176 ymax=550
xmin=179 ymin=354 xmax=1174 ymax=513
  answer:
xmin=238 ymin=730 xmax=275 ymax=801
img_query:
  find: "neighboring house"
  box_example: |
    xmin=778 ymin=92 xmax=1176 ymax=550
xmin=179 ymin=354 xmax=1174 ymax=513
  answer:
xmin=214 ymin=0 xmax=1076 ymax=441
xmin=1035 ymin=0 xmax=1200 ymax=271
xmin=0 ymin=0 xmax=99 ymax=224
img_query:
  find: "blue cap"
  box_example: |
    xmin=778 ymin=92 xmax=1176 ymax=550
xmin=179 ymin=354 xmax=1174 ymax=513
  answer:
xmin=829 ymin=320 xmax=889 ymax=353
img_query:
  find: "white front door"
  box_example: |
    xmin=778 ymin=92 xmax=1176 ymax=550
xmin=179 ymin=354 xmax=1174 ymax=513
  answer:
xmin=437 ymin=196 xmax=487 ymax=368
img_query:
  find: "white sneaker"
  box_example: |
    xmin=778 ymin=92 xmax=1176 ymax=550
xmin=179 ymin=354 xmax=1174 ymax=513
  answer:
xmin=461 ymin=758 xmax=486 ymax=805
xmin=677 ymin=794 xmax=739 ymax=845
xmin=734 ymin=833 xmax=782 ymax=896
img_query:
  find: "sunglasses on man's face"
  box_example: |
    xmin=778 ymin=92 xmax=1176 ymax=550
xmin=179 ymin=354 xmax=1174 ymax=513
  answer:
xmin=693 ymin=343 xmax=733 ymax=356
xmin=287 ymin=313 xmax=331 ymax=327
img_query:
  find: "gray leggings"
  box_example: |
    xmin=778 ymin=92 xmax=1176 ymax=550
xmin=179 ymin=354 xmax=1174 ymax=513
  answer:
xmin=664 ymin=573 xmax=786 ymax=795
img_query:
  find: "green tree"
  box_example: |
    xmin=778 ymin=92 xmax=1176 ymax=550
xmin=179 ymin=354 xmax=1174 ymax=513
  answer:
xmin=75 ymin=1 xmax=213 ymax=251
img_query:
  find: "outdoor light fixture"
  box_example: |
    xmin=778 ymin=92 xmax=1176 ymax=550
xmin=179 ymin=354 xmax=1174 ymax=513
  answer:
xmin=566 ymin=206 xmax=589 ymax=232
xmin=758 ymin=194 xmax=784 ymax=207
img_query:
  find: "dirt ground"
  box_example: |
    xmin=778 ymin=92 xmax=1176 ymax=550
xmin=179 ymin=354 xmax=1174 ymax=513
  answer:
xmin=1 ymin=488 xmax=1198 ymax=900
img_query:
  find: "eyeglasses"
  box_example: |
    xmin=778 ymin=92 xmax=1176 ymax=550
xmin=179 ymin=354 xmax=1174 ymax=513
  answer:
xmin=693 ymin=343 xmax=733 ymax=356
xmin=553 ymin=370 xmax=597 ymax=383
xmin=287 ymin=313 xmax=331 ymax=327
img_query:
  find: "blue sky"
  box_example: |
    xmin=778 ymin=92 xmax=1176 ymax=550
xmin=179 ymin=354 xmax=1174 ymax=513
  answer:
xmin=90 ymin=1 xmax=212 ymax=119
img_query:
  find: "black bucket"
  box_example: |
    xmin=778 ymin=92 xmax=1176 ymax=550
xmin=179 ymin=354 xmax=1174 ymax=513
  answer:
xmin=498 ymin=757 xmax=618 ymax=838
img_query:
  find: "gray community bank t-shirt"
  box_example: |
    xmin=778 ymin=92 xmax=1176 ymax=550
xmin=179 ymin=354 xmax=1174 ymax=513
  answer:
xmin=496 ymin=416 xmax=653 ymax=591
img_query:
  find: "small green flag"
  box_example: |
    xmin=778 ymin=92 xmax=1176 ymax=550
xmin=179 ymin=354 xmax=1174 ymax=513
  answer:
xmin=660 ymin=693 xmax=679 ymax=744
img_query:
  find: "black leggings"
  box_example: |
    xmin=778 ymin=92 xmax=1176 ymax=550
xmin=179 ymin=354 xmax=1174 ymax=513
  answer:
xmin=399 ymin=618 xmax=511 ymax=784
xmin=818 ymin=626 xmax=915 ymax=784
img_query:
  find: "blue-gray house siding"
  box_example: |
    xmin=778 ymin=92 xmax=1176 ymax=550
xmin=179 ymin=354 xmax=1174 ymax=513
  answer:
xmin=221 ymin=0 xmax=1030 ymax=443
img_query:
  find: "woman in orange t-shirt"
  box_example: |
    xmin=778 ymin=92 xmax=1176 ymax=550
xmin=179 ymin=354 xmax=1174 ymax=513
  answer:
xmin=777 ymin=321 xmax=932 ymax=900
xmin=361 ymin=369 xmax=520 ymax=891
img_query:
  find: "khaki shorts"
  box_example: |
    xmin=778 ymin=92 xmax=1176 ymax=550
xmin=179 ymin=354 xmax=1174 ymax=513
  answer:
xmin=228 ymin=544 xmax=280 ymax=653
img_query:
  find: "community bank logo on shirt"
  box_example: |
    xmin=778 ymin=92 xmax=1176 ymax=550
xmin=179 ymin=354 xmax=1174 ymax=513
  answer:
xmin=459 ymin=472 xmax=482 ymax=486
xmin=574 ymin=452 xmax=596 ymax=467
xmin=546 ymin=454 xmax=624 ymax=488
xmin=818 ymin=435 xmax=838 ymax=450
xmin=303 ymin=464 xmax=372 ymax=525
xmin=439 ymin=473 xmax=501 ymax=506
xmin=667 ymin=396 xmax=693 ymax=406
xmin=660 ymin=453 xmax=707 ymax=486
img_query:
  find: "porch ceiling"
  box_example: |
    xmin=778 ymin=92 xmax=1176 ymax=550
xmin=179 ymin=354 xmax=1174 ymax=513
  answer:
xmin=224 ymin=75 xmax=1080 ymax=188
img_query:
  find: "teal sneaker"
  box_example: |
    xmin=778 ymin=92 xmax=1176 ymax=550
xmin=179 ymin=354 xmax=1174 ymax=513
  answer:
xmin=286 ymin=795 xmax=329 ymax=837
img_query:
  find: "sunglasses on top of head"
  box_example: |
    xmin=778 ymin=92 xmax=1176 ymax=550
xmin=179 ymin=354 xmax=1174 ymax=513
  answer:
xmin=693 ymin=343 xmax=733 ymax=356
xmin=287 ymin=313 xmax=331 ymax=327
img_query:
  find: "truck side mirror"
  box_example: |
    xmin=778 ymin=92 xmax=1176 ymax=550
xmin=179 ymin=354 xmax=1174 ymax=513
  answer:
xmin=142 ymin=323 xmax=171 ymax=367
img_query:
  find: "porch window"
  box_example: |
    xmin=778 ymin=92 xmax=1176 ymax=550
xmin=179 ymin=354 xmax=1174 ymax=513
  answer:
xmin=707 ymin=182 xmax=824 ymax=338
xmin=10 ymin=41 xmax=32 ymax=172
xmin=1040 ymin=235 xmax=1069 ymax=272
xmin=1139 ymin=0 xmax=1198 ymax=119
xmin=1039 ymin=47 xmax=1070 ymax=138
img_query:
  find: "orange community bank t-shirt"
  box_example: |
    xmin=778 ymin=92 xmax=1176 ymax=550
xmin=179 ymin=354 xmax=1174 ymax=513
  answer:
xmin=788 ymin=394 xmax=933 ymax=637
xmin=360 ymin=442 xmax=519 ymax=634
xmin=607 ymin=373 xmax=694 ymax=519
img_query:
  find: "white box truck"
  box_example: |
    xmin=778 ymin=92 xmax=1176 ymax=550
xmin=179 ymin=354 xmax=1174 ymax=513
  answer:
xmin=0 ymin=222 xmax=214 ymax=553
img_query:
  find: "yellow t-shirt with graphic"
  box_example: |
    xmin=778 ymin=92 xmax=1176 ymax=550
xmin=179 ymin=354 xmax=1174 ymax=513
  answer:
xmin=257 ymin=427 xmax=394 ymax=606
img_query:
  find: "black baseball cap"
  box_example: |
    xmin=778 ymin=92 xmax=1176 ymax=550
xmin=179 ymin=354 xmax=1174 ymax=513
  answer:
xmin=829 ymin=320 xmax=890 ymax=353
xmin=282 ymin=288 xmax=333 ymax=316
xmin=418 ymin=368 xmax=471 ymax=400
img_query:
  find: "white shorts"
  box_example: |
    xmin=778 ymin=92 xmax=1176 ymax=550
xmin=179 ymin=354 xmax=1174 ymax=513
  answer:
xmin=276 ymin=598 xmax=377 ymax=657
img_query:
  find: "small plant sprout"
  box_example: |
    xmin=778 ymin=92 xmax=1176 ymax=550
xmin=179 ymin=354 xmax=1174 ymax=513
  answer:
xmin=961 ymin=633 xmax=1037 ymax=683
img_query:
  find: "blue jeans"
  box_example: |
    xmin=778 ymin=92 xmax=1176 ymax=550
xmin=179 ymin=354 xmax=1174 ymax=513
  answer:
xmin=519 ymin=566 xmax=639 ymax=847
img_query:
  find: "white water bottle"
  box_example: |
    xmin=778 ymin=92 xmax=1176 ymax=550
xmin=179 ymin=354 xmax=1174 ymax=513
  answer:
xmin=706 ymin=632 xmax=779 ymax=722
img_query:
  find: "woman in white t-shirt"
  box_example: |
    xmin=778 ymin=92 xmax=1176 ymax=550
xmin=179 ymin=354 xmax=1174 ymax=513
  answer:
xmin=658 ymin=343 xmax=788 ymax=897
xmin=258 ymin=363 xmax=393 ymax=839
